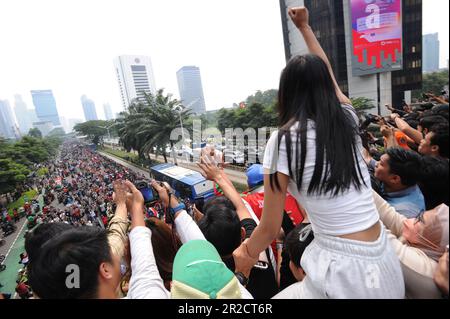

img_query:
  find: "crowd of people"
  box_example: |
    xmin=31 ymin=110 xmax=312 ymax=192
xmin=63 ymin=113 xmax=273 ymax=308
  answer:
xmin=0 ymin=7 xmax=448 ymax=300
xmin=28 ymin=146 xmax=145 ymax=230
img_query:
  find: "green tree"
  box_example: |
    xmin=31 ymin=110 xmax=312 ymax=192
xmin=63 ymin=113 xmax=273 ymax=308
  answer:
xmin=117 ymin=90 xmax=192 ymax=163
xmin=48 ymin=127 xmax=66 ymax=137
xmin=217 ymin=108 xmax=237 ymax=133
xmin=0 ymin=158 xmax=30 ymax=194
xmin=245 ymin=90 xmax=278 ymax=107
xmin=0 ymin=135 xmax=61 ymax=194
xmin=350 ymin=97 xmax=376 ymax=118
xmin=413 ymin=70 xmax=449 ymax=99
xmin=74 ymin=120 xmax=110 ymax=145
xmin=28 ymin=128 xmax=42 ymax=138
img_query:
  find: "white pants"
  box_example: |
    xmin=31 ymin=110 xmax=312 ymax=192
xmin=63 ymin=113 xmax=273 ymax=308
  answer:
xmin=274 ymin=224 xmax=405 ymax=299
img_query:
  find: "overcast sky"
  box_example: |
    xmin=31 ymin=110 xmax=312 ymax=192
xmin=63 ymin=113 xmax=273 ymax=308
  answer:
xmin=0 ymin=0 xmax=448 ymax=121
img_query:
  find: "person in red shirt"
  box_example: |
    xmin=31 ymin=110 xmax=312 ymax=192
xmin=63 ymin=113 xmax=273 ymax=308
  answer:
xmin=242 ymin=164 xmax=306 ymax=226
xmin=13 ymin=208 xmax=19 ymax=223
xmin=15 ymin=281 xmax=32 ymax=299
xmin=23 ymin=202 xmax=31 ymax=213
xmin=241 ymin=165 xmax=308 ymax=261
xmin=101 ymin=215 xmax=108 ymax=227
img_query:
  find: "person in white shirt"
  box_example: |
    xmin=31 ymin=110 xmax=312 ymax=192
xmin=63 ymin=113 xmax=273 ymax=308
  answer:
xmin=232 ymin=7 xmax=404 ymax=299
xmin=126 ymin=180 xmax=253 ymax=299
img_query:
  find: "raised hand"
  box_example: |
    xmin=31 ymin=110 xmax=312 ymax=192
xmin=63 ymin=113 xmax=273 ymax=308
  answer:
xmin=112 ymin=180 xmax=128 ymax=206
xmin=288 ymin=7 xmax=309 ymax=29
xmin=197 ymin=155 xmax=223 ymax=182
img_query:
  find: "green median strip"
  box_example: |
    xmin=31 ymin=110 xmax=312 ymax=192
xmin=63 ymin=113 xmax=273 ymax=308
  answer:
xmin=7 ymin=190 xmax=38 ymax=216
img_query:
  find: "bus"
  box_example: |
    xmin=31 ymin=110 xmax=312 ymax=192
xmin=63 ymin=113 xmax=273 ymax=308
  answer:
xmin=150 ymin=163 xmax=215 ymax=202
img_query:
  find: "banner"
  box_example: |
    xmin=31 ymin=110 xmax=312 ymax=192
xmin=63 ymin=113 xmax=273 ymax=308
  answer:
xmin=350 ymin=0 xmax=403 ymax=76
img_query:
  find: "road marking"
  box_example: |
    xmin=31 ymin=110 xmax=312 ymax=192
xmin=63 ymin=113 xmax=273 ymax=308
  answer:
xmin=3 ymin=219 xmax=27 ymax=262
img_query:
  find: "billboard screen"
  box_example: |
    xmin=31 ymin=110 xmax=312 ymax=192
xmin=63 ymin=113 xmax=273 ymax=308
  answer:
xmin=350 ymin=0 xmax=403 ymax=76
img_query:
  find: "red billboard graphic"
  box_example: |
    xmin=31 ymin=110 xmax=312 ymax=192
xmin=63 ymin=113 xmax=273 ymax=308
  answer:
xmin=350 ymin=0 xmax=403 ymax=76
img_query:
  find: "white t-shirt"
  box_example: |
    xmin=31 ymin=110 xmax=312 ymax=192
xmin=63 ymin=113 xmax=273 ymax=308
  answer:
xmin=263 ymin=105 xmax=379 ymax=236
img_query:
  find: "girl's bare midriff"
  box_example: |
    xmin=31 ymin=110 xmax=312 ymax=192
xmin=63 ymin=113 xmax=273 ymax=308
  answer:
xmin=339 ymin=221 xmax=381 ymax=242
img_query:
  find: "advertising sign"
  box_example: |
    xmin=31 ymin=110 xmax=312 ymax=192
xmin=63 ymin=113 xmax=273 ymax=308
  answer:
xmin=350 ymin=0 xmax=403 ymax=76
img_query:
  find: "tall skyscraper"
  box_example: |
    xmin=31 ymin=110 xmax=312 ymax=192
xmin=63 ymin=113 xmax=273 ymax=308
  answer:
xmin=176 ymin=66 xmax=206 ymax=114
xmin=81 ymin=95 xmax=98 ymax=121
xmin=103 ymin=103 xmax=114 ymax=120
xmin=0 ymin=99 xmax=17 ymax=138
xmin=423 ymin=33 xmax=440 ymax=73
xmin=279 ymin=0 xmax=422 ymax=111
xmin=31 ymin=90 xmax=61 ymax=125
xmin=14 ymin=95 xmax=34 ymax=134
xmin=114 ymin=55 xmax=157 ymax=109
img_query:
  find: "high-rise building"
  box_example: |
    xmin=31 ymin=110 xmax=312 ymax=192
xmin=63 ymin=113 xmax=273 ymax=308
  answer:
xmin=176 ymin=66 xmax=206 ymax=114
xmin=0 ymin=99 xmax=17 ymax=138
xmin=279 ymin=0 xmax=422 ymax=111
xmin=31 ymin=90 xmax=61 ymax=125
xmin=14 ymin=94 xmax=35 ymax=134
xmin=423 ymin=33 xmax=440 ymax=73
xmin=81 ymin=95 xmax=98 ymax=121
xmin=103 ymin=103 xmax=114 ymax=120
xmin=114 ymin=55 xmax=157 ymax=109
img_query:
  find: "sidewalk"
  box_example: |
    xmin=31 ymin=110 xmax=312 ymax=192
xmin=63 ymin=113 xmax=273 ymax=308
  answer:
xmin=0 ymin=193 xmax=43 ymax=295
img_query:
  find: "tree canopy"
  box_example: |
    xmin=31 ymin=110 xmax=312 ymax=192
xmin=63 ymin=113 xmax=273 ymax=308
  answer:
xmin=116 ymin=90 xmax=191 ymax=162
xmin=0 ymin=135 xmax=61 ymax=194
xmin=413 ymin=70 xmax=449 ymax=99
xmin=74 ymin=120 xmax=113 ymax=145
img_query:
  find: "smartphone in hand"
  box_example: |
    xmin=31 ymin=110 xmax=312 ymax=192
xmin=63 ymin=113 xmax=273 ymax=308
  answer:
xmin=136 ymin=181 xmax=159 ymax=204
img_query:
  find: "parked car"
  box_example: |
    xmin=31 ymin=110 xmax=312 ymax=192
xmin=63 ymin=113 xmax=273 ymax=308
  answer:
xmin=224 ymin=150 xmax=245 ymax=166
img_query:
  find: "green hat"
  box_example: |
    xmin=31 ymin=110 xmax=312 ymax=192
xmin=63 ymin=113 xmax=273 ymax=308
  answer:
xmin=171 ymin=240 xmax=242 ymax=299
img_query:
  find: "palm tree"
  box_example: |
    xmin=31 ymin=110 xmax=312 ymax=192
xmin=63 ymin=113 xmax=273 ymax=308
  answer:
xmin=117 ymin=89 xmax=192 ymax=163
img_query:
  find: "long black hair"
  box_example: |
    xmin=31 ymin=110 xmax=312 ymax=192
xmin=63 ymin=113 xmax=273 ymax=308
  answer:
xmin=270 ymin=54 xmax=365 ymax=196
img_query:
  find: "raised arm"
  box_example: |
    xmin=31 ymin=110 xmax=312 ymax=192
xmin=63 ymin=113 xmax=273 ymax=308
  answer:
xmin=289 ymin=7 xmax=351 ymax=105
xmin=198 ymin=156 xmax=252 ymax=221
xmin=232 ymin=172 xmax=289 ymax=278
xmin=151 ymin=181 xmax=205 ymax=244
xmin=124 ymin=180 xmax=170 ymax=299
xmin=390 ymin=113 xmax=423 ymax=144
xmin=107 ymin=181 xmax=131 ymax=258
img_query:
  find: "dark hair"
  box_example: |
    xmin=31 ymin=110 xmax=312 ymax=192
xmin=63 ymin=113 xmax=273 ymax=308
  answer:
xmin=386 ymin=148 xmax=422 ymax=186
xmin=285 ymin=224 xmax=314 ymax=268
xmin=197 ymin=197 xmax=241 ymax=256
xmin=432 ymin=104 xmax=449 ymax=119
xmin=145 ymin=218 xmax=181 ymax=286
xmin=405 ymin=119 xmax=419 ymax=130
xmin=419 ymin=156 xmax=449 ymax=209
xmin=25 ymin=223 xmax=73 ymax=262
xmin=271 ymin=54 xmax=365 ymax=196
xmin=430 ymin=123 xmax=449 ymax=158
xmin=419 ymin=115 xmax=447 ymax=132
xmin=28 ymin=227 xmax=112 ymax=299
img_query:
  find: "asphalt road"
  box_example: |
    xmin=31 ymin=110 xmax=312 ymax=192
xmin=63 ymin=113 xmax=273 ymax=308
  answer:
xmin=99 ymin=151 xmax=249 ymax=185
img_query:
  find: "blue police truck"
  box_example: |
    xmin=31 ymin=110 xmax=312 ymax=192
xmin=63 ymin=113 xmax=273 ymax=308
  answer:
xmin=149 ymin=163 xmax=215 ymax=202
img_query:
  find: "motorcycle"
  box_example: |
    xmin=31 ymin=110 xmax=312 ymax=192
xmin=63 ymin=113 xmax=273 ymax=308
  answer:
xmin=1 ymin=222 xmax=17 ymax=237
xmin=0 ymin=254 xmax=5 ymax=272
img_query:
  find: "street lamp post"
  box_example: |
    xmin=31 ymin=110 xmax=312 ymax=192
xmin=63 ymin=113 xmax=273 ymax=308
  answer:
xmin=98 ymin=123 xmax=117 ymax=150
xmin=176 ymin=98 xmax=199 ymax=163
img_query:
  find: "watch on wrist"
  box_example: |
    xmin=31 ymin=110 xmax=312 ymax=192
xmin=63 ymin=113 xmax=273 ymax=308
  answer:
xmin=169 ymin=203 xmax=186 ymax=217
xmin=235 ymin=272 xmax=249 ymax=286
